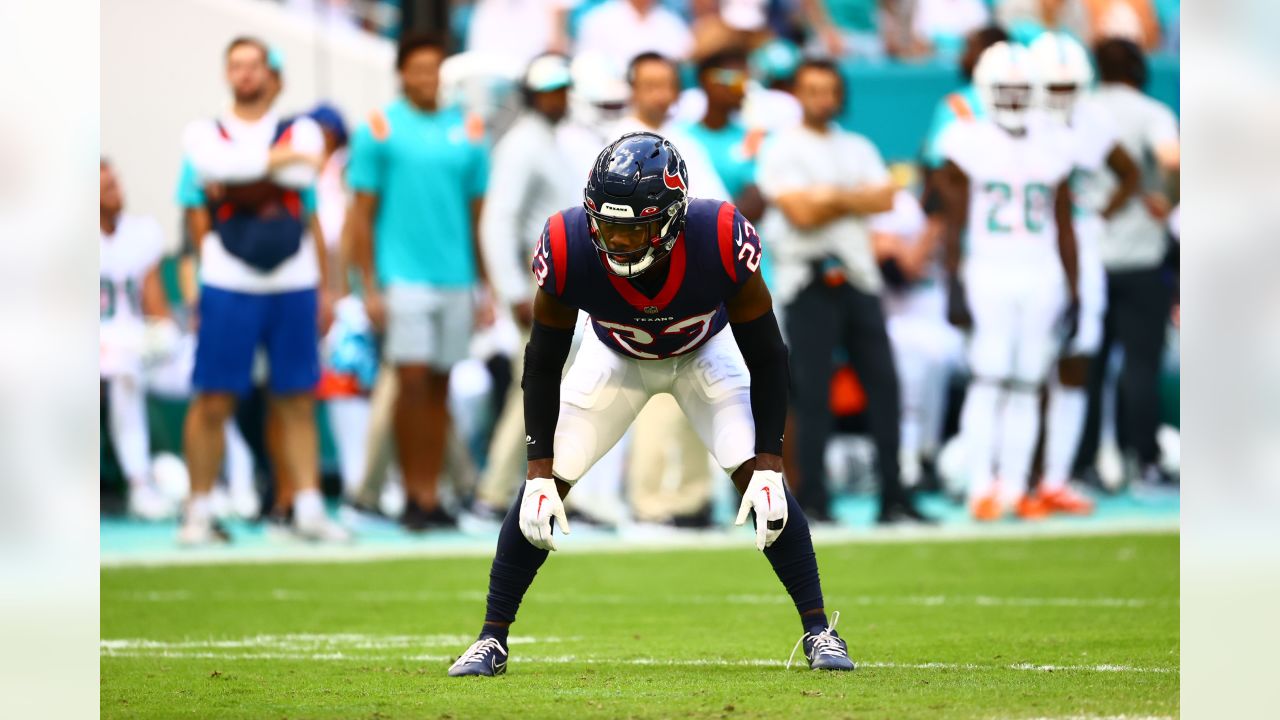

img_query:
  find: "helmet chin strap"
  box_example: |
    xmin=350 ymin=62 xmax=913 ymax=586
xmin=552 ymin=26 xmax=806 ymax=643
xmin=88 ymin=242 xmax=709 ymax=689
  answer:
xmin=606 ymin=248 xmax=658 ymax=277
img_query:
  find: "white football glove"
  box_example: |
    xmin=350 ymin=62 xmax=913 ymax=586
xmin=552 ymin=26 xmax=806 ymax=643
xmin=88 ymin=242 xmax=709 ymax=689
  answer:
xmin=735 ymin=469 xmax=788 ymax=551
xmin=520 ymin=477 xmax=570 ymax=551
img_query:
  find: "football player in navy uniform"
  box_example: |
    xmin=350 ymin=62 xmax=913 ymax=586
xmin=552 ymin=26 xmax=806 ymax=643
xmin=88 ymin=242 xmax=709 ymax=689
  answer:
xmin=448 ymin=132 xmax=853 ymax=676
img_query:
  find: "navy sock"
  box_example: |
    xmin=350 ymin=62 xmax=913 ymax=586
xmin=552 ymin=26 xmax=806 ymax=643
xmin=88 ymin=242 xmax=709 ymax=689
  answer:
xmin=801 ymin=610 xmax=829 ymax=635
xmin=761 ymin=485 xmax=827 ymax=631
xmin=479 ymin=622 xmax=510 ymax=645
xmin=481 ymin=483 xmax=550 ymax=632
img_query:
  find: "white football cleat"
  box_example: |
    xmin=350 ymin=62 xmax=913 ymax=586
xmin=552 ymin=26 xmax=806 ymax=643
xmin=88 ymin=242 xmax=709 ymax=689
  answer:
xmin=176 ymin=515 xmax=231 ymax=546
xmin=128 ymin=483 xmax=178 ymax=521
xmin=294 ymin=513 xmax=353 ymax=543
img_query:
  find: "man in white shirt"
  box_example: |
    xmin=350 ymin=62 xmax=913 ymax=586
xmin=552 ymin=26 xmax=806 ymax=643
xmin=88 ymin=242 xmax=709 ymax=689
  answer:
xmin=178 ymin=36 xmax=346 ymax=545
xmin=576 ymin=0 xmax=694 ymax=67
xmin=466 ymin=0 xmax=572 ymax=65
xmin=756 ymin=58 xmax=930 ymax=525
xmin=1076 ymin=38 xmax=1180 ymax=487
xmin=474 ymin=53 xmax=583 ymax=516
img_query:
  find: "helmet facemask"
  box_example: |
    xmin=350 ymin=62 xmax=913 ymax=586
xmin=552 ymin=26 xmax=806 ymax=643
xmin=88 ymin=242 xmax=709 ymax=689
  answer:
xmin=588 ymin=200 xmax=685 ymax=277
xmin=1043 ymin=82 xmax=1080 ymax=124
xmin=990 ymin=81 xmax=1033 ymax=135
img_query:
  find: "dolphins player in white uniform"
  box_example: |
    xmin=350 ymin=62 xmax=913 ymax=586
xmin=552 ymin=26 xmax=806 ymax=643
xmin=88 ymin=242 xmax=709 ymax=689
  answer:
xmin=100 ymin=159 xmax=181 ymax=520
xmin=1027 ymin=32 xmax=1142 ymax=514
xmin=937 ymin=42 xmax=1079 ymax=521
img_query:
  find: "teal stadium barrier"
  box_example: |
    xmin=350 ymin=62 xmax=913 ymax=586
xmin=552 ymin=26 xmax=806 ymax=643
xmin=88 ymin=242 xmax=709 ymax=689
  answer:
xmin=836 ymin=54 xmax=1179 ymax=162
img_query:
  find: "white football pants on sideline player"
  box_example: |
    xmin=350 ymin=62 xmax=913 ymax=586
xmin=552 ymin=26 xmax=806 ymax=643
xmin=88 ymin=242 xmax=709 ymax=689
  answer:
xmin=1043 ymin=216 xmax=1107 ymax=490
xmin=961 ymin=262 xmax=1067 ymax=506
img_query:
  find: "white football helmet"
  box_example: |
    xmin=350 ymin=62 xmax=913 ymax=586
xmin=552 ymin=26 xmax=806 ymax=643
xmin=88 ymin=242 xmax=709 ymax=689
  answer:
xmin=973 ymin=41 xmax=1037 ymax=134
xmin=1028 ymin=32 xmax=1094 ymax=123
xmin=569 ymin=52 xmax=628 ymax=130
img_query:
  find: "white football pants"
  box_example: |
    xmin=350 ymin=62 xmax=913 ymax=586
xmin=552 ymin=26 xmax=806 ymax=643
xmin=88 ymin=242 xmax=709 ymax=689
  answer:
xmin=552 ymin=326 xmax=756 ymax=485
xmin=961 ymin=262 xmax=1067 ymax=504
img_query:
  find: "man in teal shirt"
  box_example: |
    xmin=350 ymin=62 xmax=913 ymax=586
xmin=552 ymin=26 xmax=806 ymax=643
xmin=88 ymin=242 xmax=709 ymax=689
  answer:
xmin=348 ymin=31 xmax=491 ymax=531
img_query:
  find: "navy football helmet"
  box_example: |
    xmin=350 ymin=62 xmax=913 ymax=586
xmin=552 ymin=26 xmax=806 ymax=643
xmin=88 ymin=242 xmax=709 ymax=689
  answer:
xmin=583 ymin=131 xmax=690 ymax=277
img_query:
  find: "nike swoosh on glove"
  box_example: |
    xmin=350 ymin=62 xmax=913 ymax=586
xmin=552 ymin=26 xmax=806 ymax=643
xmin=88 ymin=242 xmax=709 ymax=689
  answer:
xmin=520 ymin=477 xmax=570 ymax=551
xmin=735 ymin=469 xmax=788 ymax=551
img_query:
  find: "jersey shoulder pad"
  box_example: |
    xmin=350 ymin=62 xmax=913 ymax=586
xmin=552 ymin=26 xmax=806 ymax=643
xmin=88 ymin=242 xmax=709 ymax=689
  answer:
xmin=532 ymin=210 xmax=571 ymax=297
xmin=368 ymin=110 xmax=391 ymax=141
xmin=708 ymin=201 xmax=762 ymax=287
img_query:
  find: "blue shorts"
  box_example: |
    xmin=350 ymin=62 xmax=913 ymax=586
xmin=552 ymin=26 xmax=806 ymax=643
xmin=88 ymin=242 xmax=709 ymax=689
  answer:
xmin=192 ymin=285 xmax=320 ymax=395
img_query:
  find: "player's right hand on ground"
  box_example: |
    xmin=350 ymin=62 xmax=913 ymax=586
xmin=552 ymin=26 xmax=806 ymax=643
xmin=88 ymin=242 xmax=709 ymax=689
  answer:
xmin=520 ymin=477 xmax=570 ymax=551
xmin=736 ymin=470 xmax=788 ymax=551
xmin=946 ymin=276 xmax=972 ymax=329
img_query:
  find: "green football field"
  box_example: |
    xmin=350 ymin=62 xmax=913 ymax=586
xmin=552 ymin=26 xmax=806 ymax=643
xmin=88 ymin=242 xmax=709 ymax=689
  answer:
xmin=100 ymin=532 xmax=1178 ymax=719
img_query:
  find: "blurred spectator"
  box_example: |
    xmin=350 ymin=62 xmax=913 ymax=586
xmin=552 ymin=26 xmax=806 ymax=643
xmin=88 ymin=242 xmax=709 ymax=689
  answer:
xmin=559 ymin=53 xmax=631 ymax=174
xmin=910 ymin=0 xmax=990 ymax=59
xmin=683 ymin=49 xmax=766 ymax=222
xmin=100 ymin=159 xmax=179 ymax=521
xmin=308 ymin=103 xmax=351 ymax=293
xmin=690 ymin=0 xmax=772 ymax=60
xmin=798 ymin=0 xmax=901 ymax=59
xmin=576 ymin=0 xmax=694 ymax=65
xmin=617 ymin=52 xmax=731 ymax=201
xmin=177 ymin=36 xmax=347 ymax=544
xmin=870 ymin=182 xmax=963 ymax=489
xmin=465 ymin=0 xmax=573 ymax=65
xmin=1083 ymin=0 xmax=1161 ymax=51
xmin=997 ymin=0 xmax=1090 ymax=45
xmin=1076 ymin=38 xmax=1179 ymax=487
xmin=474 ymin=53 xmax=580 ymax=518
xmin=743 ymin=37 xmax=804 ymax=132
xmin=348 ymin=32 xmax=492 ymax=531
xmin=756 ymin=58 xmax=930 ymax=524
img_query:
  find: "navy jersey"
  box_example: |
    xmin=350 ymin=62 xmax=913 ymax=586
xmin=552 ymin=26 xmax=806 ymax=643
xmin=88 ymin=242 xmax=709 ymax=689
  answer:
xmin=532 ymin=198 xmax=763 ymax=360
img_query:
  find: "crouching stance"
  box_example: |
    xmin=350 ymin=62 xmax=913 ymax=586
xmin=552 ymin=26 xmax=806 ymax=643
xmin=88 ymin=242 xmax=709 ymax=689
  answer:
xmin=448 ymin=132 xmax=852 ymax=676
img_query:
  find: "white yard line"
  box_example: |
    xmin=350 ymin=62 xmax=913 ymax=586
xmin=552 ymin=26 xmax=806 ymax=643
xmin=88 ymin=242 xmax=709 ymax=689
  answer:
xmin=108 ymin=588 xmax=1176 ymax=610
xmin=100 ymin=518 xmax=1179 ymax=569
xmin=98 ymin=641 xmax=1177 ymax=675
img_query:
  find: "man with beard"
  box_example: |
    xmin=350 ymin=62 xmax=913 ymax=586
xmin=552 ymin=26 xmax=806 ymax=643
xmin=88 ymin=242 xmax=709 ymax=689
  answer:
xmin=756 ymin=59 xmax=932 ymax=525
xmin=177 ymin=36 xmax=347 ymax=544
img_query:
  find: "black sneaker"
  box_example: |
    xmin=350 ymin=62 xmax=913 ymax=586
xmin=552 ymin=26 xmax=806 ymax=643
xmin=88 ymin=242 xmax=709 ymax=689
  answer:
xmin=787 ymin=611 xmax=856 ymax=671
xmin=876 ymin=497 xmax=938 ymax=526
xmin=670 ymin=504 xmax=713 ymax=529
xmin=421 ymin=505 xmax=458 ymax=529
xmin=447 ymin=636 xmax=508 ymax=677
xmin=400 ymin=499 xmax=430 ymax=532
xmin=802 ymin=504 xmax=836 ymax=524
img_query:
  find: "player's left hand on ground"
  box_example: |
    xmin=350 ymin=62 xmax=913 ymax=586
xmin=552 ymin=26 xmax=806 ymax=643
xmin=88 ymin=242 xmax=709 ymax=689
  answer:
xmin=736 ymin=470 xmax=788 ymax=551
xmin=520 ymin=477 xmax=570 ymax=551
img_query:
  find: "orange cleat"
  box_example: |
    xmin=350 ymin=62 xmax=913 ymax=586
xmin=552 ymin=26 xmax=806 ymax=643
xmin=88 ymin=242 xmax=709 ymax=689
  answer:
xmin=1015 ymin=494 xmax=1050 ymax=520
xmin=1037 ymin=486 xmax=1095 ymax=515
xmin=970 ymin=493 xmax=1004 ymax=522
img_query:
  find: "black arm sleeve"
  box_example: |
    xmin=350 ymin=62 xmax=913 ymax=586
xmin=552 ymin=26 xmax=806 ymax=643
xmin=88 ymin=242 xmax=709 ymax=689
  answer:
xmin=522 ymin=321 xmax=574 ymax=462
xmin=731 ymin=309 xmax=790 ymax=455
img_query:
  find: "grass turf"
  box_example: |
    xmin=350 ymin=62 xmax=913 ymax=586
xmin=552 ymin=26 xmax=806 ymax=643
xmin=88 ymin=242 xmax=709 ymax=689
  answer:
xmin=101 ymin=532 xmax=1178 ymax=719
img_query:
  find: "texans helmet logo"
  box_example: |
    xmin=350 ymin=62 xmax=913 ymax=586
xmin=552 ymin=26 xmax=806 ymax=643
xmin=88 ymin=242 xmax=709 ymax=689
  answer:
xmin=663 ymin=163 xmax=687 ymax=194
